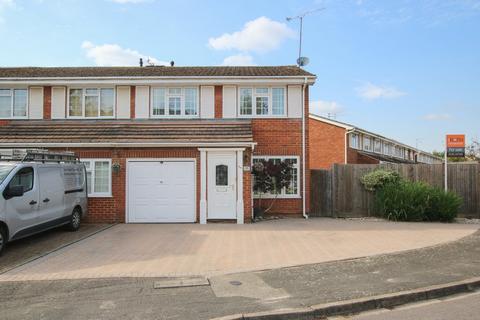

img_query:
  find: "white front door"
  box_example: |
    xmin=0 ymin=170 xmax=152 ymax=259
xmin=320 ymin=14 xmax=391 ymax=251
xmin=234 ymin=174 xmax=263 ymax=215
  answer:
xmin=127 ymin=160 xmax=195 ymax=223
xmin=207 ymin=152 xmax=237 ymax=219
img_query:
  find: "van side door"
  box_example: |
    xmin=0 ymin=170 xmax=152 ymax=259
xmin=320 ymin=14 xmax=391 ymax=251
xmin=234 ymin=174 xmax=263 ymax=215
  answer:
xmin=37 ymin=166 xmax=66 ymax=225
xmin=4 ymin=166 xmax=39 ymax=240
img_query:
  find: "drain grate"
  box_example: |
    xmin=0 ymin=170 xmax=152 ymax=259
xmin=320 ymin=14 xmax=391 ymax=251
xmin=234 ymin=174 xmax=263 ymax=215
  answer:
xmin=229 ymin=280 xmax=242 ymax=286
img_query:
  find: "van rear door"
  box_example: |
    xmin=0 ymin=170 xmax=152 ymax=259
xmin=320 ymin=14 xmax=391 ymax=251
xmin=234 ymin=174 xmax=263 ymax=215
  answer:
xmin=37 ymin=166 xmax=66 ymax=225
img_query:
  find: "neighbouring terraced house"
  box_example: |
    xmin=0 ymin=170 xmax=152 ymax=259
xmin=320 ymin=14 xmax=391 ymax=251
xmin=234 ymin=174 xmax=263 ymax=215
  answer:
xmin=0 ymin=66 xmax=316 ymax=224
xmin=309 ymin=113 xmax=442 ymax=169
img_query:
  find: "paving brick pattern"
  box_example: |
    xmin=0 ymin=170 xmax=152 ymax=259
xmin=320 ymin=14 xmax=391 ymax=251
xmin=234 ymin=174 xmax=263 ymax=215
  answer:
xmin=0 ymin=218 xmax=476 ymax=282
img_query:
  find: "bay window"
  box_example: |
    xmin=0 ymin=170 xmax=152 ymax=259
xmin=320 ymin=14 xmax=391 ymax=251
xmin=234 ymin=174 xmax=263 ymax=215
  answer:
xmin=0 ymin=89 xmax=28 ymax=118
xmin=151 ymin=87 xmax=198 ymax=117
xmin=252 ymin=156 xmax=300 ymax=198
xmin=81 ymin=159 xmax=112 ymax=197
xmin=69 ymin=88 xmax=115 ymax=118
xmin=239 ymin=87 xmax=285 ymax=116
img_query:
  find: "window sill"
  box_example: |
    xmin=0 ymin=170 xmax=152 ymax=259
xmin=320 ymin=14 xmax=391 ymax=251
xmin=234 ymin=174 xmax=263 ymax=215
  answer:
xmin=87 ymin=194 xmax=113 ymax=198
xmin=253 ymin=195 xmax=301 ymax=199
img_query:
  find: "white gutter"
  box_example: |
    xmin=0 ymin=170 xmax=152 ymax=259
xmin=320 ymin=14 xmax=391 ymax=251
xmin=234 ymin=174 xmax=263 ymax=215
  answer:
xmin=302 ymin=77 xmax=308 ymax=220
xmin=0 ymin=142 xmax=257 ymax=148
xmin=344 ymin=128 xmax=356 ymax=163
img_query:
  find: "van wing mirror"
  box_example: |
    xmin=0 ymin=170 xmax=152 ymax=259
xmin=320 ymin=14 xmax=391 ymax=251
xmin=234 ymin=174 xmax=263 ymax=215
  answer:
xmin=3 ymin=185 xmax=24 ymax=200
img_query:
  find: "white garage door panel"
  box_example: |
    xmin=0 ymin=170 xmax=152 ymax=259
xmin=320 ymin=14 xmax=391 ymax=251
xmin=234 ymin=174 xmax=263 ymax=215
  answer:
xmin=128 ymin=161 xmax=195 ymax=223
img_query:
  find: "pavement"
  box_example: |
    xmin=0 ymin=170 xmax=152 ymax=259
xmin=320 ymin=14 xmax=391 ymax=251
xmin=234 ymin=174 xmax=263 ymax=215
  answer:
xmin=339 ymin=291 xmax=480 ymax=320
xmin=0 ymin=224 xmax=111 ymax=274
xmin=0 ymin=219 xmax=479 ymax=319
xmin=0 ymin=218 xmax=476 ymax=281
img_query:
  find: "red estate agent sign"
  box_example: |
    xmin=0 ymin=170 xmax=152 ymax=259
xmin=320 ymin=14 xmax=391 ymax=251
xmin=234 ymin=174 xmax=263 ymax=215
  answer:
xmin=446 ymin=134 xmax=466 ymax=157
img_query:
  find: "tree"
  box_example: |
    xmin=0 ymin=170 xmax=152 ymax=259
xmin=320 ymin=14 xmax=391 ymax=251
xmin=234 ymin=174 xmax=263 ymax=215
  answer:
xmin=252 ymin=159 xmax=294 ymax=218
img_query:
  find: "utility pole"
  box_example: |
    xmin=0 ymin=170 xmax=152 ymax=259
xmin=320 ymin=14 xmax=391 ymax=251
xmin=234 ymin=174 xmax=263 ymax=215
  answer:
xmin=287 ymin=8 xmax=325 ymax=66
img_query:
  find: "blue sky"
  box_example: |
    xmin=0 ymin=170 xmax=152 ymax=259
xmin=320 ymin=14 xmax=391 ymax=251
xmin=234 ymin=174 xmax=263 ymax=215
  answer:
xmin=0 ymin=0 xmax=479 ymax=152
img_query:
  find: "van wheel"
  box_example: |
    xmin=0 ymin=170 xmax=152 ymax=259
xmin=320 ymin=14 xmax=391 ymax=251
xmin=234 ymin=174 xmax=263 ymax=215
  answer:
xmin=0 ymin=225 xmax=7 ymax=255
xmin=67 ymin=208 xmax=82 ymax=231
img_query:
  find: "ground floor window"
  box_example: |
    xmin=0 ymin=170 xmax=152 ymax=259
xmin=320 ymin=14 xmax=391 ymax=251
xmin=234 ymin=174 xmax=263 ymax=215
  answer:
xmin=80 ymin=159 xmax=112 ymax=197
xmin=252 ymin=156 xmax=300 ymax=198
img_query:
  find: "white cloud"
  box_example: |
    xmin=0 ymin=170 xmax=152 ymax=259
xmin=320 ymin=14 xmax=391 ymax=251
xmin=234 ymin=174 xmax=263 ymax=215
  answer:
xmin=356 ymin=82 xmax=406 ymax=100
xmin=222 ymin=54 xmax=255 ymax=66
xmin=0 ymin=0 xmax=15 ymax=24
xmin=81 ymin=41 xmax=168 ymax=66
xmin=310 ymin=100 xmax=344 ymax=116
xmin=423 ymin=113 xmax=452 ymax=121
xmin=208 ymin=16 xmax=295 ymax=53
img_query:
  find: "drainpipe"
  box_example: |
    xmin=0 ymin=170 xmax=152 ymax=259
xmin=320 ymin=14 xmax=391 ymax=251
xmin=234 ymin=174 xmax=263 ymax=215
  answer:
xmin=344 ymin=129 xmax=355 ymax=164
xmin=302 ymin=77 xmax=308 ymax=219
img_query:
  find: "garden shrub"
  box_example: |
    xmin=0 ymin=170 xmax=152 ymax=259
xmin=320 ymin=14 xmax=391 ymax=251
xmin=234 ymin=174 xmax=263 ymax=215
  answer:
xmin=374 ymin=180 xmax=462 ymax=222
xmin=360 ymin=169 xmax=401 ymax=192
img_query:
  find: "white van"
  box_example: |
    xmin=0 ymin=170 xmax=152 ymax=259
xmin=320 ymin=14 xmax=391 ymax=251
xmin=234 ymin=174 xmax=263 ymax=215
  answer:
xmin=0 ymin=150 xmax=88 ymax=255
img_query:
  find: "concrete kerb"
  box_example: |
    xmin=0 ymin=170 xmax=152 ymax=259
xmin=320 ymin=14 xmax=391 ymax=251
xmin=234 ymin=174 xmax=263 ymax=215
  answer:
xmin=211 ymin=277 xmax=480 ymax=320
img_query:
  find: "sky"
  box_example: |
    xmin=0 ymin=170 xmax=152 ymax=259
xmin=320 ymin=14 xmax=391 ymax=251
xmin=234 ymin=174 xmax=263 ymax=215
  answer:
xmin=0 ymin=0 xmax=479 ymax=152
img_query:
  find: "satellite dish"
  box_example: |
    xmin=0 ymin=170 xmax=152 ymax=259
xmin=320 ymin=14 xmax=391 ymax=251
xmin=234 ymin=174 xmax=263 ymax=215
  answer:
xmin=297 ymin=56 xmax=310 ymax=67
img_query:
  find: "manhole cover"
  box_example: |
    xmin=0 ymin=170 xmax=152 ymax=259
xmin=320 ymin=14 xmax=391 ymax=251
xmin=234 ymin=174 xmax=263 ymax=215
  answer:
xmin=229 ymin=280 xmax=242 ymax=286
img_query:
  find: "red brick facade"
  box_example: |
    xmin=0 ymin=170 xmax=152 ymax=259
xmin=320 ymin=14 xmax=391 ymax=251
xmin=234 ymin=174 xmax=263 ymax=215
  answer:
xmin=214 ymin=86 xmax=222 ymax=119
xmin=43 ymin=86 xmax=52 ymax=120
xmin=129 ymin=86 xmax=136 ymax=119
xmin=2 ymin=82 xmax=312 ymax=223
xmin=309 ymin=118 xmax=346 ymax=169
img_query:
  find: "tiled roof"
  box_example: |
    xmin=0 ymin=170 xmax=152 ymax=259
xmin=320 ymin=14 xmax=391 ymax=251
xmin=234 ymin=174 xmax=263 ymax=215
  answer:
xmin=0 ymin=120 xmax=253 ymax=145
xmin=0 ymin=66 xmax=315 ymax=78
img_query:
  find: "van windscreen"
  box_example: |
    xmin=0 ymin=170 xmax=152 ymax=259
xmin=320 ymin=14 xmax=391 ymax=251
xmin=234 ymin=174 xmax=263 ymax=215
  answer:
xmin=0 ymin=165 xmax=15 ymax=185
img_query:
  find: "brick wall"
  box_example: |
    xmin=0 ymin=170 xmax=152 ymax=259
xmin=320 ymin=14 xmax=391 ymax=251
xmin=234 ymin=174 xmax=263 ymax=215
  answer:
xmin=308 ymin=117 xmax=346 ymax=169
xmin=130 ymin=86 xmax=136 ymax=119
xmin=251 ymin=85 xmax=311 ymax=216
xmin=43 ymin=86 xmax=52 ymax=120
xmin=214 ymin=85 xmax=222 ymax=118
xmin=347 ymin=148 xmax=380 ymax=164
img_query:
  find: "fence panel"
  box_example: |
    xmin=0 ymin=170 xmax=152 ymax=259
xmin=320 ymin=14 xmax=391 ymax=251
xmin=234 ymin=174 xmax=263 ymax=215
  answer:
xmin=310 ymin=163 xmax=480 ymax=218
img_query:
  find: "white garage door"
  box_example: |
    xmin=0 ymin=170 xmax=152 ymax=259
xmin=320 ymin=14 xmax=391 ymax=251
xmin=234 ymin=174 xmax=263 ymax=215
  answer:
xmin=127 ymin=160 xmax=196 ymax=223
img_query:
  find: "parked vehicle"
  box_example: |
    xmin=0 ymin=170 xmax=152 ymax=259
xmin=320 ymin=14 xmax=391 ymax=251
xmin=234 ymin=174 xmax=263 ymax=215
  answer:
xmin=0 ymin=150 xmax=88 ymax=255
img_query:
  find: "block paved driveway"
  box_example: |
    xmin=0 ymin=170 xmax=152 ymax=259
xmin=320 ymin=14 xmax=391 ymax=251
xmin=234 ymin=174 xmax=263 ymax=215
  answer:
xmin=0 ymin=218 xmax=477 ymax=281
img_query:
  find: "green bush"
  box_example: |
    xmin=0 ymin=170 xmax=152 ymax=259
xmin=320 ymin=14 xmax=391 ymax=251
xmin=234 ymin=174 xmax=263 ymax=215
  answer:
xmin=360 ymin=169 xmax=402 ymax=192
xmin=375 ymin=180 xmax=462 ymax=222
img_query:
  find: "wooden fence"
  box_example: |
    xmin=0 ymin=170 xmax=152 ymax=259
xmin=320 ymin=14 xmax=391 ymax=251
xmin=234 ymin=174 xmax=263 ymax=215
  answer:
xmin=310 ymin=163 xmax=480 ymax=218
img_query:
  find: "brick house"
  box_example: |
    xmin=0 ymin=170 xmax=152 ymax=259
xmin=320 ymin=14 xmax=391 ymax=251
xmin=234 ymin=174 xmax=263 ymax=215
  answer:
xmin=0 ymin=66 xmax=316 ymax=224
xmin=309 ymin=114 xmax=442 ymax=169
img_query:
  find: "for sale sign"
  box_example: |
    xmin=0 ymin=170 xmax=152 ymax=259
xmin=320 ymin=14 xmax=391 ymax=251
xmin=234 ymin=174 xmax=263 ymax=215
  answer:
xmin=446 ymin=134 xmax=465 ymax=157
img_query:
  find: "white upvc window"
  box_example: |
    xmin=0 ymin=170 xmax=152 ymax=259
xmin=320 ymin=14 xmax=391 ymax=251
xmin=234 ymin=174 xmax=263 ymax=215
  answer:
xmin=0 ymin=88 xmax=28 ymax=119
xmin=374 ymin=139 xmax=382 ymax=153
xmin=349 ymin=133 xmax=360 ymax=149
xmin=238 ymin=87 xmax=286 ymax=117
xmin=151 ymin=87 xmax=199 ymax=117
xmin=68 ymin=88 xmax=115 ymax=118
xmin=81 ymin=159 xmax=112 ymax=197
xmin=363 ymin=136 xmax=372 ymax=151
xmin=252 ymin=156 xmax=300 ymax=198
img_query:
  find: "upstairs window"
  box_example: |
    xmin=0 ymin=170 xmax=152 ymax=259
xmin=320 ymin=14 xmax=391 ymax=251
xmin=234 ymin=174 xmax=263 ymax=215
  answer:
xmin=363 ymin=136 xmax=372 ymax=151
xmin=151 ymin=87 xmax=198 ymax=117
xmin=349 ymin=133 xmax=360 ymax=149
xmin=374 ymin=139 xmax=382 ymax=153
xmin=239 ymin=87 xmax=285 ymax=116
xmin=0 ymin=89 xmax=27 ymax=119
xmin=68 ymin=88 xmax=114 ymax=118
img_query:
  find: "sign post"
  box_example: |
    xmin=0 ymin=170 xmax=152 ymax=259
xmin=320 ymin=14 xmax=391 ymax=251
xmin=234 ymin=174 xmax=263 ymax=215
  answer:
xmin=445 ymin=134 xmax=466 ymax=191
